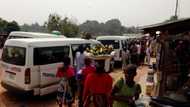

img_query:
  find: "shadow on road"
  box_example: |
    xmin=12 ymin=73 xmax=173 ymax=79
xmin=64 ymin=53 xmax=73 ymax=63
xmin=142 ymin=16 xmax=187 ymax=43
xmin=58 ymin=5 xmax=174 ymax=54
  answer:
xmin=1 ymin=91 xmax=57 ymax=107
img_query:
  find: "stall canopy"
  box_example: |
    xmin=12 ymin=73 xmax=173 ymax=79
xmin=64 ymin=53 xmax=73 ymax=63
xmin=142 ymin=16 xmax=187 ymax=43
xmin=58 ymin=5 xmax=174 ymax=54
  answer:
xmin=140 ymin=18 xmax=190 ymax=35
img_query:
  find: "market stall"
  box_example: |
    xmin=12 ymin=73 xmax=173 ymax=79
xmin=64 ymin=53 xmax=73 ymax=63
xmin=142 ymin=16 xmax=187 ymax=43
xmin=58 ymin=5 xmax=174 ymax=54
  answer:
xmin=141 ymin=18 xmax=190 ymax=106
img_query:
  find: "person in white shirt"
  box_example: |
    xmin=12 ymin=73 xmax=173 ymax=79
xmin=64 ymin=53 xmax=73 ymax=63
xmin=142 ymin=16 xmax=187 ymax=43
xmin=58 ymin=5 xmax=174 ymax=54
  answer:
xmin=122 ymin=47 xmax=130 ymax=69
xmin=75 ymin=45 xmax=85 ymax=72
xmin=146 ymin=43 xmax=151 ymax=65
xmin=136 ymin=41 xmax=141 ymax=66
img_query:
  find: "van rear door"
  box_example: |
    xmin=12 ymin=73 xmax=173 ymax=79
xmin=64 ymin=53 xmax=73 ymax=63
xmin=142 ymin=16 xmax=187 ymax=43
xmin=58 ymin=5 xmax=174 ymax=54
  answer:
xmin=1 ymin=46 xmax=27 ymax=88
xmin=33 ymin=46 xmax=70 ymax=95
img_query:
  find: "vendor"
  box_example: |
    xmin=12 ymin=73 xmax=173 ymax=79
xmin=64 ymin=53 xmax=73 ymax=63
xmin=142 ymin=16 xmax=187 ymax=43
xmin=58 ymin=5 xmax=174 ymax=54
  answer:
xmin=83 ymin=59 xmax=113 ymax=107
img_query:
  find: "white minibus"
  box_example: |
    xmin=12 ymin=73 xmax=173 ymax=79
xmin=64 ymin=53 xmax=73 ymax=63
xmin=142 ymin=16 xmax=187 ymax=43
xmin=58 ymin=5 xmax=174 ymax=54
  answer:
xmin=7 ymin=31 xmax=66 ymax=39
xmin=96 ymin=36 xmax=130 ymax=64
xmin=0 ymin=38 xmax=101 ymax=96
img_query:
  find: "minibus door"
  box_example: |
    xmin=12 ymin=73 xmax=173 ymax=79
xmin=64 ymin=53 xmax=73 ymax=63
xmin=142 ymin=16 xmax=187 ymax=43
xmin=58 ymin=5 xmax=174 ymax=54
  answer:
xmin=39 ymin=63 xmax=60 ymax=95
xmin=34 ymin=47 xmax=60 ymax=95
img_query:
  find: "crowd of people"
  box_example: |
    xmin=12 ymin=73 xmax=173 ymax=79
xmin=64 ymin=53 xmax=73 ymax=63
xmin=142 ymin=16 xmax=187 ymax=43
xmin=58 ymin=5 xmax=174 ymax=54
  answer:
xmin=122 ymin=37 xmax=153 ymax=70
xmin=54 ymin=36 xmax=156 ymax=107
xmin=55 ymin=56 xmax=142 ymax=107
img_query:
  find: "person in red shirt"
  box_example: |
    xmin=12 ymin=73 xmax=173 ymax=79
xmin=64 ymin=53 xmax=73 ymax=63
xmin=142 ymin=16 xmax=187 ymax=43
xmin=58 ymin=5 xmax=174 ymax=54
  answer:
xmin=81 ymin=57 xmax=96 ymax=84
xmin=83 ymin=59 xmax=113 ymax=107
xmin=56 ymin=56 xmax=76 ymax=107
xmin=78 ymin=57 xmax=96 ymax=107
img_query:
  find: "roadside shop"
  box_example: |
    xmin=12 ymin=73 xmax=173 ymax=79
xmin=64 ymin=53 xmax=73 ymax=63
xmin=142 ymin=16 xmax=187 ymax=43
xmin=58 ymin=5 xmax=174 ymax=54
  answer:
xmin=141 ymin=18 xmax=190 ymax=106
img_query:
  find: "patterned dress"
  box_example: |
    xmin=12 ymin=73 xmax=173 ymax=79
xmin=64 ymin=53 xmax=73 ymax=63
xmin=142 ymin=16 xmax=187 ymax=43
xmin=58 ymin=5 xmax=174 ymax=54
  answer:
xmin=56 ymin=66 xmax=75 ymax=105
xmin=57 ymin=77 xmax=72 ymax=104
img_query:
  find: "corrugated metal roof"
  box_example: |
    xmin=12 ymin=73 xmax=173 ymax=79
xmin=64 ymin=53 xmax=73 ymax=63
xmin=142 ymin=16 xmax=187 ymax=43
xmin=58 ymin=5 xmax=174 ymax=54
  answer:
xmin=139 ymin=17 xmax=190 ymax=35
xmin=140 ymin=18 xmax=190 ymax=30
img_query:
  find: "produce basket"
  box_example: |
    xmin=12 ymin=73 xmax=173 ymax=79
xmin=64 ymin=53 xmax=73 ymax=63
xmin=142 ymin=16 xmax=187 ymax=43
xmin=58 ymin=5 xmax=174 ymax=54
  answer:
xmin=88 ymin=55 xmax=112 ymax=60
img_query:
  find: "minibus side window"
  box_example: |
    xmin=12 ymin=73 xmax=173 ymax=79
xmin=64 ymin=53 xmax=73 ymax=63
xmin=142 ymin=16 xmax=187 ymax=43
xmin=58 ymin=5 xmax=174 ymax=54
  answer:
xmin=8 ymin=36 xmax=31 ymax=39
xmin=34 ymin=46 xmax=70 ymax=65
xmin=2 ymin=46 xmax=26 ymax=65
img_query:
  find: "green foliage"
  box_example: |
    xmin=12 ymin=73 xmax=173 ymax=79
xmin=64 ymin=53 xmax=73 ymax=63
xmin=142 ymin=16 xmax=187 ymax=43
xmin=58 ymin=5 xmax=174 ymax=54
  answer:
xmin=81 ymin=32 xmax=92 ymax=39
xmin=5 ymin=21 xmax=20 ymax=33
xmin=0 ymin=18 xmax=7 ymax=32
xmin=79 ymin=20 xmax=102 ymax=35
xmin=20 ymin=23 xmax=47 ymax=32
xmin=45 ymin=13 xmax=61 ymax=32
xmin=0 ymin=18 xmax=20 ymax=33
xmin=104 ymin=19 xmax=122 ymax=35
xmin=125 ymin=26 xmax=140 ymax=34
xmin=60 ymin=17 xmax=79 ymax=37
xmin=45 ymin=13 xmax=79 ymax=37
xmin=79 ymin=19 xmax=139 ymax=35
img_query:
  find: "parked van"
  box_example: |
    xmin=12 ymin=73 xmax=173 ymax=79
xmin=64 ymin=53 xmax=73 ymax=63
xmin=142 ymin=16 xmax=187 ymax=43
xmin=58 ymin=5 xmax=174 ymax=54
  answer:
xmin=96 ymin=36 xmax=130 ymax=63
xmin=0 ymin=38 xmax=101 ymax=96
xmin=7 ymin=31 xmax=66 ymax=39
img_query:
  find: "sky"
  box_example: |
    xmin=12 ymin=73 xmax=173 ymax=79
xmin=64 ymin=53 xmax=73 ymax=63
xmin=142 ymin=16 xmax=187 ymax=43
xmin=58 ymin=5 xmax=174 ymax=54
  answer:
xmin=0 ymin=0 xmax=190 ymax=26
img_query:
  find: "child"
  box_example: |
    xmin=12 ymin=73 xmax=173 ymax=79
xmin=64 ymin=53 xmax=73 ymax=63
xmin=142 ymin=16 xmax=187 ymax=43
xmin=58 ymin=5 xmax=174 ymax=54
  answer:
xmin=56 ymin=56 xmax=75 ymax=107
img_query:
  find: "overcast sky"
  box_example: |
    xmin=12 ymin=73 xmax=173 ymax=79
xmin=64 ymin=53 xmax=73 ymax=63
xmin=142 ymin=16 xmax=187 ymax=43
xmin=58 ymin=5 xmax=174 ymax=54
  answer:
xmin=0 ymin=0 xmax=189 ymax=26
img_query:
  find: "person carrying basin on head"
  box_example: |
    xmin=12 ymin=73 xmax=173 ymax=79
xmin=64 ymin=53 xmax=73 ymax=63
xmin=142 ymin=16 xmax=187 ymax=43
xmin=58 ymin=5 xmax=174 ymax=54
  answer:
xmin=77 ymin=57 xmax=96 ymax=107
xmin=83 ymin=59 xmax=113 ymax=107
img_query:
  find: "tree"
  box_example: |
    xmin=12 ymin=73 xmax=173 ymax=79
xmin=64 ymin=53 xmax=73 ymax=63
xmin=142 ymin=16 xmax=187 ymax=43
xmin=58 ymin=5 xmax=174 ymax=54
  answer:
xmin=45 ymin=13 xmax=79 ymax=37
xmin=125 ymin=26 xmax=140 ymax=33
xmin=79 ymin=20 xmax=101 ymax=34
xmin=0 ymin=18 xmax=20 ymax=34
xmin=5 ymin=21 xmax=20 ymax=33
xmin=20 ymin=22 xmax=47 ymax=32
xmin=79 ymin=19 xmax=128 ymax=36
xmin=0 ymin=18 xmax=8 ymax=32
xmin=45 ymin=13 xmax=61 ymax=32
xmin=105 ymin=19 xmax=123 ymax=35
xmin=81 ymin=32 xmax=92 ymax=39
xmin=60 ymin=17 xmax=79 ymax=37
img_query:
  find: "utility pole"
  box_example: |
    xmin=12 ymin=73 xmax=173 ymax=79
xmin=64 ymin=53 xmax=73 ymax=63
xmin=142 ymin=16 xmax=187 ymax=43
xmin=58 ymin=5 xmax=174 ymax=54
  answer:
xmin=174 ymin=0 xmax=179 ymax=18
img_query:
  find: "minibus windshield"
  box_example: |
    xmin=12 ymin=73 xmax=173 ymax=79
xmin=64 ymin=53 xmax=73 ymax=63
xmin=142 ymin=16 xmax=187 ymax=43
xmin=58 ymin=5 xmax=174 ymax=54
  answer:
xmin=2 ymin=46 xmax=26 ymax=66
xmin=99 ymin=40 xmax=120 ymax=49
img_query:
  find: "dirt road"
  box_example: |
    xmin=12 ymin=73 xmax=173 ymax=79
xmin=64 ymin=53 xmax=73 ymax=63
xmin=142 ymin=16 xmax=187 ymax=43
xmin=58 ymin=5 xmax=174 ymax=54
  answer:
xmin=0 ymin=66 xmax=148 ymax=107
